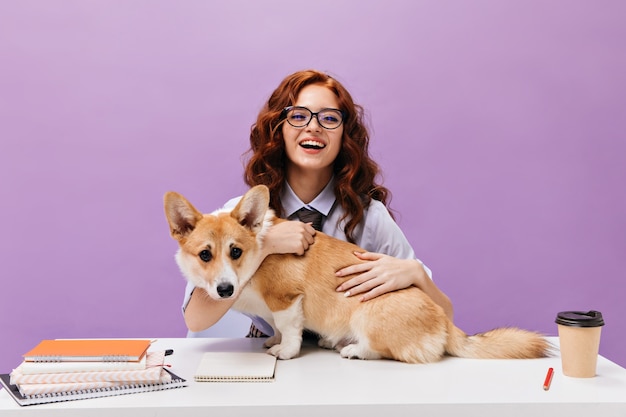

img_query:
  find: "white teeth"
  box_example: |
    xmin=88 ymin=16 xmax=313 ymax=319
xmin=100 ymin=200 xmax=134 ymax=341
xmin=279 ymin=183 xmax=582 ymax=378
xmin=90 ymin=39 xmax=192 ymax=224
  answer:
xmin=300 ymin=140 xmax=325 ymax=149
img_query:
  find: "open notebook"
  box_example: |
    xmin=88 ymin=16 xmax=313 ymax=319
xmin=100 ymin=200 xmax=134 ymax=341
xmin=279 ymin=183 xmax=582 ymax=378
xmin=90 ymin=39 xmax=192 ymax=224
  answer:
xmin=194 ymin=352 xmax=277 ymax=382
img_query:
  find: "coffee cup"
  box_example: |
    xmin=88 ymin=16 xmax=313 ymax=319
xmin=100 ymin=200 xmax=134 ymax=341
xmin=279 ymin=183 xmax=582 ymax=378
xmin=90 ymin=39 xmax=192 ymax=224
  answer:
xmin=555 ymin=310 xmax=605 ymax=378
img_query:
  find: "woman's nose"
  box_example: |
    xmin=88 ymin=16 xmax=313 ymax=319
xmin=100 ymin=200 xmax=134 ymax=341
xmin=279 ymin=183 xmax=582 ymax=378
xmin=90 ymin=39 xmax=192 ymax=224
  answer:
xmin=306 ymin=115 xmax=322 ymax=131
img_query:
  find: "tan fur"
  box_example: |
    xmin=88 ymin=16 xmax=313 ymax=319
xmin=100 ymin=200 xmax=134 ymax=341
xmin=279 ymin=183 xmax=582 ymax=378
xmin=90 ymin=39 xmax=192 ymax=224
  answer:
xmin=164 ymin=185 xmax=551 ymax=363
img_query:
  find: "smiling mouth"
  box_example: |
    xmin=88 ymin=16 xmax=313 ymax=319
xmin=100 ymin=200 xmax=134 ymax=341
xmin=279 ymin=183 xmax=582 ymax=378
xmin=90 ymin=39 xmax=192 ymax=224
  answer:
xmin=300 ymin=140 xmax=325 ymax=150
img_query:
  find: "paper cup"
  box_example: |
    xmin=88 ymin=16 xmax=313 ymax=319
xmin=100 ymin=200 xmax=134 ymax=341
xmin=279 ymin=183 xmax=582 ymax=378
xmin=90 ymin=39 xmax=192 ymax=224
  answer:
xmin=556 ymin=310 xmax=605 ymax=378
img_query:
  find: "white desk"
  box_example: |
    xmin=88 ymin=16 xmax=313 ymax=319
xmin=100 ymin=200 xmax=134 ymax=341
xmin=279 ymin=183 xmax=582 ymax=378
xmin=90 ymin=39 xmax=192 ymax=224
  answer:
xmin=1 ymin=337 xmax=625 ymax=416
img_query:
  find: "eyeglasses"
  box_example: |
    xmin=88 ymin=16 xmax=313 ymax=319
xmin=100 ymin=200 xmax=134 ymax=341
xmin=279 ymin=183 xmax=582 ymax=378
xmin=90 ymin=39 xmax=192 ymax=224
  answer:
xmin=282 ymin=106 xmax=344 ymax=130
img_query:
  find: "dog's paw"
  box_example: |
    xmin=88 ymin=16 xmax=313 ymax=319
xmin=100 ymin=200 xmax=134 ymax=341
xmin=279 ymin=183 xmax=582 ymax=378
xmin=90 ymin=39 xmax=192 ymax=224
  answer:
xmin=339 ymin=344 xmax=363 ymax=360
xmin=339 ymin=344 xmax=380 ymax=360
xmin=317 ymin=337 xmax=336 ymax=350
xmin=267 ymin=343 xmax=300 ymax=360
xmin=263 ymin=335 xmax=281 ymax=348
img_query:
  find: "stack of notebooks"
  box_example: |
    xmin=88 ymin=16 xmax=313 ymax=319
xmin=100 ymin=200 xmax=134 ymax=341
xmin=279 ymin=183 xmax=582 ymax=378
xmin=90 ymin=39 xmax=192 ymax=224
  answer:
xmin=0 ymin=339 xmax=186 ymax=406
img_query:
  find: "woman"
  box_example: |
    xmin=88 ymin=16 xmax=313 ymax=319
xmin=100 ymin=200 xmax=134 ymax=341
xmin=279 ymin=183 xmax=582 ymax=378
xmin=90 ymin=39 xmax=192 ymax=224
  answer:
xmin=182 ymin=69 xmax=453 ymax=337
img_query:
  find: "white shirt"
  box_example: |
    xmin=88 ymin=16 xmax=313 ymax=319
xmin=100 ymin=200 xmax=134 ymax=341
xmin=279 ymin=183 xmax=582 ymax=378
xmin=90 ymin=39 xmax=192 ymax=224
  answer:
xmin=182 ymin=179 xmax=432 ymax=337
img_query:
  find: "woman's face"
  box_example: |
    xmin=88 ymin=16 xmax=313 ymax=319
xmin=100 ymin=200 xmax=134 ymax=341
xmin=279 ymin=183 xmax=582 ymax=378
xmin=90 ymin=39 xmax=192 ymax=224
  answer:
xmin=282 ymin=84 xmax=343 ymax=178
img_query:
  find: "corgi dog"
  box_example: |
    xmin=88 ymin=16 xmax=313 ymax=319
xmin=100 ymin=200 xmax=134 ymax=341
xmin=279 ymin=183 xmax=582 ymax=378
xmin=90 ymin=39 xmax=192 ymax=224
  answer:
xmin=164 ymin=185 xmax=550 ymax=363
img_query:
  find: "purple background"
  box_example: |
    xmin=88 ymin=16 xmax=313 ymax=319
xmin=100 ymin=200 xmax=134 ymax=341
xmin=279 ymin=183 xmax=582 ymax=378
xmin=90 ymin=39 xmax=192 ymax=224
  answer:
xmin=1 ymin=1 xmax=625 ymax=373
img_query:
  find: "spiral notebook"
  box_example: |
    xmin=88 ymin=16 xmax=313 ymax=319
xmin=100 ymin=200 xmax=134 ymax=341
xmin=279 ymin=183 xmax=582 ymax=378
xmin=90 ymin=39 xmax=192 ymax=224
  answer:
xmin=0 ymin=368 xmax=187 ymax=406
xmin=11 ymin=351 xmax=167 ymax=385
xmin=16 ymin=355 xmax=147 ymax=375
xmin=194 ymin=352 xmax=277 ymax=382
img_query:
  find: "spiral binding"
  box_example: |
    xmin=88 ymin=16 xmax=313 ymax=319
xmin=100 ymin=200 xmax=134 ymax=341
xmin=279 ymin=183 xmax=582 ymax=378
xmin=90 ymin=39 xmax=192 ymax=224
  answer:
xmin=29 ymin=355 xmax=136 ymax=363
xmin=194 ymin=376 xmax=274 ymax=382
xmin=24 ymin=379 xmax=179 ymax=399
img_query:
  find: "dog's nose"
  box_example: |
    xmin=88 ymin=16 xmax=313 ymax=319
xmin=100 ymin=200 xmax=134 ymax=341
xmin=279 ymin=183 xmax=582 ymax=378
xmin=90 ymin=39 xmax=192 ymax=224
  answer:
xmin=217 ymin=283 xmax=234 ymax=298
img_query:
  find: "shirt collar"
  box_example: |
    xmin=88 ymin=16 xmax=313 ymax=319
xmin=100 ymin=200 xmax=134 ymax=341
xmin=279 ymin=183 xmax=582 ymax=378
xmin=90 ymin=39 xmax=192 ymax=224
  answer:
xmin=281 ymin=177 xmax=336 ymax=218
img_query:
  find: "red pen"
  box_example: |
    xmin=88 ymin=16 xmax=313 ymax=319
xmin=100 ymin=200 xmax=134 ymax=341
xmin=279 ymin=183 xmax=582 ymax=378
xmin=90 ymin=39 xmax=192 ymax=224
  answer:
xmin=543 ymin=367 xmax=554 ymax=390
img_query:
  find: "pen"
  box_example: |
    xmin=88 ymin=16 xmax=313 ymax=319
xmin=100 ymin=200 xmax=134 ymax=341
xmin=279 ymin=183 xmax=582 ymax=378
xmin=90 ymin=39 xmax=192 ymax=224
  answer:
xmin=543 ymin=367 xmax=554 ymax=390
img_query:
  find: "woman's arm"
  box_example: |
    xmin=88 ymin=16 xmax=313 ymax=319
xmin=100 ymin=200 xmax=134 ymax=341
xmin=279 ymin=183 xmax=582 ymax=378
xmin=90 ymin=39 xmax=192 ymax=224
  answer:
xmin=183 ymin=288 xmax=235 ymax=332
xmin=331 ymin=200 xmax=454 ymax=321
xmin=335 ymin=252 xmax=454 ymax=321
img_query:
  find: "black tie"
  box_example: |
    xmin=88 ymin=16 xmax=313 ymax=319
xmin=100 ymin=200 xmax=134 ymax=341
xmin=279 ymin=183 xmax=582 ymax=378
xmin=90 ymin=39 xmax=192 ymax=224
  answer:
xmin=294 ymin=207 xmax=323 ymax=342
xmin=295 ymin=207 xmax=323 ymax=231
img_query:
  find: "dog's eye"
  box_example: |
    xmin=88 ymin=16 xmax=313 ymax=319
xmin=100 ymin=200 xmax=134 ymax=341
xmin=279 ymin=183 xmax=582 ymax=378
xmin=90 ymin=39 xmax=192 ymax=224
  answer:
xmin=198 ymin=249 xmax=212 ymax=262
xmin=230 ymin=247 xmax=242 ymax=260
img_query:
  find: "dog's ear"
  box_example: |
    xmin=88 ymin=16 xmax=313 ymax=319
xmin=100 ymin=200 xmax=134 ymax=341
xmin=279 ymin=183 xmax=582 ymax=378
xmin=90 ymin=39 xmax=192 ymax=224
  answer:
xmin=231 ymin=185 xmax=270 ymax=233
xmin=164 ymin=191 xmax=203 ymax=241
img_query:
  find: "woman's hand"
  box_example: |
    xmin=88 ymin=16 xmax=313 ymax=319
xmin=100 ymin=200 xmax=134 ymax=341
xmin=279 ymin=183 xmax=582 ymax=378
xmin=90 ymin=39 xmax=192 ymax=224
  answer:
xmin=262 ymin=220 xmax=316 ymax=257
xmin=335 ymin=251 xmax=454 ymax=320
xmin=335 ymin=252 xmax=419 ymax=299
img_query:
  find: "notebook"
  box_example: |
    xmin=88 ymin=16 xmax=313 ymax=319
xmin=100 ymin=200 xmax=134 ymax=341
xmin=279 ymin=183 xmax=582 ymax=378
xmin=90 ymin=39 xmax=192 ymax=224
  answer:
xmin=11 ymin=351 xmax=166 ymax=385
xmin=16 ymin=354 xmax=147 ymax=375
xmin=0 ymin=368 xmax=187 ymax=406
xmin=14 ymin=365 xmax=171 ymax=396
xmin=23 ymin=339 xmax=151 ymax=362
xmin=194 ymin=352 xmax=277 ymax=382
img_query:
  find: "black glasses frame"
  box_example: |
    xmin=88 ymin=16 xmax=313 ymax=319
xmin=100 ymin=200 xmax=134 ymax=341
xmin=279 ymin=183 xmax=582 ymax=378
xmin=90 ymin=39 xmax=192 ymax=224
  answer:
xmin=282 ymin=106 xmax=345 ymax=130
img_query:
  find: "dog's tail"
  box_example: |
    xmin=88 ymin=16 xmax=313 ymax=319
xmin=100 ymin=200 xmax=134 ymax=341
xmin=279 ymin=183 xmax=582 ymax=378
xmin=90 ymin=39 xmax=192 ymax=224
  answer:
xmin=445 ymin=322 xmax=552 ymax=359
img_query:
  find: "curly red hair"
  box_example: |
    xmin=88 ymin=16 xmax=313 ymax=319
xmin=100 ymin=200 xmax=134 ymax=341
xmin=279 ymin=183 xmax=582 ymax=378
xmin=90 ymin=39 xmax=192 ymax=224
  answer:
xmin=243 ymin=69 xmax=392 ymax=243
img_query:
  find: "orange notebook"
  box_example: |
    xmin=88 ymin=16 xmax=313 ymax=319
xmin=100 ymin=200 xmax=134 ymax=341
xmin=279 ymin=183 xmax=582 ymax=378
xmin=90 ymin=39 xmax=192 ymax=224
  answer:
xmin=23 ymin=339 xmax=151 ymax=362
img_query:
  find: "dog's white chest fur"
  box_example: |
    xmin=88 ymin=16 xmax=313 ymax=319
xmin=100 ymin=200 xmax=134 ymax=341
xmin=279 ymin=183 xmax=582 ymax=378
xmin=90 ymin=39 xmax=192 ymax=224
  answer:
xmin=233 ymin=285 xmax=275 ymax=329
